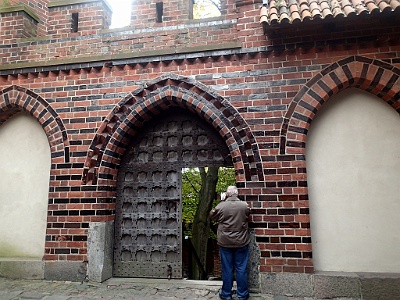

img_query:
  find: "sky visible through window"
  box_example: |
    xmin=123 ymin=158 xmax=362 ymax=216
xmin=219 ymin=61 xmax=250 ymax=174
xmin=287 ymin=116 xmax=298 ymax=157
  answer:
xmin=110 ymin=0 xmax=131 ymax=29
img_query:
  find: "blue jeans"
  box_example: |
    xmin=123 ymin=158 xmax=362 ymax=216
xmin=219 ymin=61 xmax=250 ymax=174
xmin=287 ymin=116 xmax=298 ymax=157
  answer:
xmin=219 ymin=245 xmax=249 ymax=300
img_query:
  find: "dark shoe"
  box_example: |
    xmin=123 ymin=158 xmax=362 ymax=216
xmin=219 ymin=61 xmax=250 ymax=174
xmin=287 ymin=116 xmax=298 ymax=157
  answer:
xmin=218 ymin=293 xmax=232 ymax=300
xmin=238 ymin=294 xmax=250 ymax=300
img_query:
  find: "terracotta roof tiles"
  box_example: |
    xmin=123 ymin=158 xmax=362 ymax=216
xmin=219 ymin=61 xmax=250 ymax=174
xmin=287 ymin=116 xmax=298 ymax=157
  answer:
xmin=260 ymin=0 xmax=400 ymax=26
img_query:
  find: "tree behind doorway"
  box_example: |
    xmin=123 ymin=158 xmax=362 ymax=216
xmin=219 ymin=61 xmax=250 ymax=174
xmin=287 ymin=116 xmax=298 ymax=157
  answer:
xmin=182 ymin=166 xmax=236 ymax=279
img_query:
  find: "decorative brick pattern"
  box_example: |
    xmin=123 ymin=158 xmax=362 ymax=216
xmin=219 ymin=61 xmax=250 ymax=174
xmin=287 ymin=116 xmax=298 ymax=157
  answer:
xmin=83 ymin=73 xmax=263 ymax=185
xmin=0 ymin=85 xmax=69 ymax=162
xmin=281 ymin=56 xmax=400 ymax=155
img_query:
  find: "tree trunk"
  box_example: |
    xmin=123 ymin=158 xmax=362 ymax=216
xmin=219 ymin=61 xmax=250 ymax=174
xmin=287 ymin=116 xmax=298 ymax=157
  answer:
xmin=190 ymin=166 xmax=219 ymax=280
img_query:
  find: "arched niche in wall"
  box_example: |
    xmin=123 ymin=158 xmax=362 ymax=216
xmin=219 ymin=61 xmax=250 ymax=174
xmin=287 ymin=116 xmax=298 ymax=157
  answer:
xmin=0 ymin=112 xmax=51 ymax=259
xmin=306 ymin=88 xmax=400 ymax=273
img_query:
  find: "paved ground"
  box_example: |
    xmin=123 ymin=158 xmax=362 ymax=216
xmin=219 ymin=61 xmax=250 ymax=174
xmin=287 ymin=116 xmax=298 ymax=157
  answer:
xmin=0 ymin=277 xmax=354 ymax=300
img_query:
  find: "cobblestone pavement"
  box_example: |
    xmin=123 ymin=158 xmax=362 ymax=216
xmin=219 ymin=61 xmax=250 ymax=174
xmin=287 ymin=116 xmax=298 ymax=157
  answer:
xmin=0 ymin=277 xmax=355 ymax=300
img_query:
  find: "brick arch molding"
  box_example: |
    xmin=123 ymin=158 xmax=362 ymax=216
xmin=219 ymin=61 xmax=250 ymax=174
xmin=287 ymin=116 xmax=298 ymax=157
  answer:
xmin=0 ymin=85 xmax=69 ymax=162
xmin=83 ymin=73 xmax=263 ymax=185
xmin=280 ymin=55 xmax=400 ymax=155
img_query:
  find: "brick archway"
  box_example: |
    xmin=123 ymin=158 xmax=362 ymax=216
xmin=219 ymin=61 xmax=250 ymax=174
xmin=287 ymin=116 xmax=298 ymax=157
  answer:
xmin=0 ymin=85 xmax=69 ymax=162
xmin=280 ymin=56 xmax=400 ymax=155
xmin=83 ymin=73 xmax=263 ymax=185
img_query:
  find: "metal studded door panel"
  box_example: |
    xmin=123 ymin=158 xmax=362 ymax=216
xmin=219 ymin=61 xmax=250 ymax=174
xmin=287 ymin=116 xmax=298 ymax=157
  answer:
xmin=114 ymin=108 xmax=231 ymax=278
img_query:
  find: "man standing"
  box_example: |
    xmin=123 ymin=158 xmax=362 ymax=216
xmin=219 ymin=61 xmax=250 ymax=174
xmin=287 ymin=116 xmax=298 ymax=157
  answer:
xmin=209 ymin=186 xmax=250 ymax=300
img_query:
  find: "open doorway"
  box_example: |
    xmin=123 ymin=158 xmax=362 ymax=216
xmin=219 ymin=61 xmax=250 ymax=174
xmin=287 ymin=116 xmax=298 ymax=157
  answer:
xmin=181 ymin=166 xmax=235 ymax=280
xmin=113 ymin=107 xmax=233 ymax=279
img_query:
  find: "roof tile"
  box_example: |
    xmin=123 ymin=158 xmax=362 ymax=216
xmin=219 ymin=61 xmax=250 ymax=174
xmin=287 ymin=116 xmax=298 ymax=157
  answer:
xmin=260 ymin=0 xmax=400 ymax=26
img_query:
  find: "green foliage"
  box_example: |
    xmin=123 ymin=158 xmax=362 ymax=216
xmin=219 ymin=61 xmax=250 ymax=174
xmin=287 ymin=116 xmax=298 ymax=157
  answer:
xmin=181 ymin=167 xmax=236 ymax=237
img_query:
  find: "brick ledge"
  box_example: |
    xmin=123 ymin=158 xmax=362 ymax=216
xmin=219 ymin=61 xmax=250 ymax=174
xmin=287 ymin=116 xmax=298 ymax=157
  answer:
xmin=48 ymin=0 xmax=111 ymax=11
xmin=0 ymin=4 xmax=40 ymax=23
xmin=0 ymin=42 xmax=242 ymax=72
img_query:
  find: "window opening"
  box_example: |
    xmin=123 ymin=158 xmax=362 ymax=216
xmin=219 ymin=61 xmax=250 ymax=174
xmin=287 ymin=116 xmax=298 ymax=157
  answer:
xmin=156 ymin=2 xmax=164 ymax=23
xmin=110 ymin=0 xmax=131 ymax=28
xmin=191 ymin=0 xmax=221 ymax=19
xmin=71 ymin=12 xmax=78 ymax=32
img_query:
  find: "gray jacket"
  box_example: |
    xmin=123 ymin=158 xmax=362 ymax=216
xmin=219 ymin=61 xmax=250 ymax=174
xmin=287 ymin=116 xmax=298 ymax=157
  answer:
xmin=209 ymin=196 xmax=250 ymax=248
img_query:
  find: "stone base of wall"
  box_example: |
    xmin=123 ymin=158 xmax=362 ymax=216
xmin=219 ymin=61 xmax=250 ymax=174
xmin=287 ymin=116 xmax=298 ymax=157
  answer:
xmin=87 ymin=221 xmax=114 ymax=283
xmin=44 ymin=261 xmax=87 ymax=282
xmin=0 ymin=259 xmax=87 ymax=282
xmin=0 ymin=259 xmax=44 ymax=279
xmin=248 ymin=230 xmax=260 ymax=293
xmin=1 ymin=258 xmax=399 ymax=300
xmin=0 ymin=221 xmax=115 ymax=283
xmin=260 ymin=271 xmax=400 ymax=299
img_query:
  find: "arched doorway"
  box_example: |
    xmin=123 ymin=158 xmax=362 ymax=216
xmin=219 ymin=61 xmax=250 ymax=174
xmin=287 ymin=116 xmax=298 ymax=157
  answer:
xmin=113 ymin=107 xmax=232 ymax=278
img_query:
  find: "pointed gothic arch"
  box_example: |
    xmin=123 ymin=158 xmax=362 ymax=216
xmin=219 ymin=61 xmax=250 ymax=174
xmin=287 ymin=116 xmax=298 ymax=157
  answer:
xmin=0 ymin=85 xmax=70 ymax=162
xmin=82 ymin=73 xmax=263 ymax=185
xmin=280 ymin=55 xmax=400 ymax=155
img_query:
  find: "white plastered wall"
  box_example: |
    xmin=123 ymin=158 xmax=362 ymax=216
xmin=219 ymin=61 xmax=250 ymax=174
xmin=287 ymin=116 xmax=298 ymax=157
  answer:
xmin=306 ymin=88 xmax=400 ymax=273
xmin=0 ymin=112 xmax=51 ymax=258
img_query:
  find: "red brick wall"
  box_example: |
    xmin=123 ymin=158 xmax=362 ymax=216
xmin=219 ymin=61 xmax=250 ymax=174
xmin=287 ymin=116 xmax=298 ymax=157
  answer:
xmin=0 ymin=0 xmax=239 ymax=64
xmin=0 ymin=0 xmax=400 ymax=275
xmin=48 ymin=1 xmax=111 ymax=37
xmin=20 ymin=0 xmax=49 ymax=35
xmin=130 ymin=0 xmax=235 ymax=28
xmin=0 ymin=0 xmax=48 ymax=35
xmin=0 ymin=11 xmax=38 ymax=40
xmin=0 ymin=0 xmax=111 ymax=39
